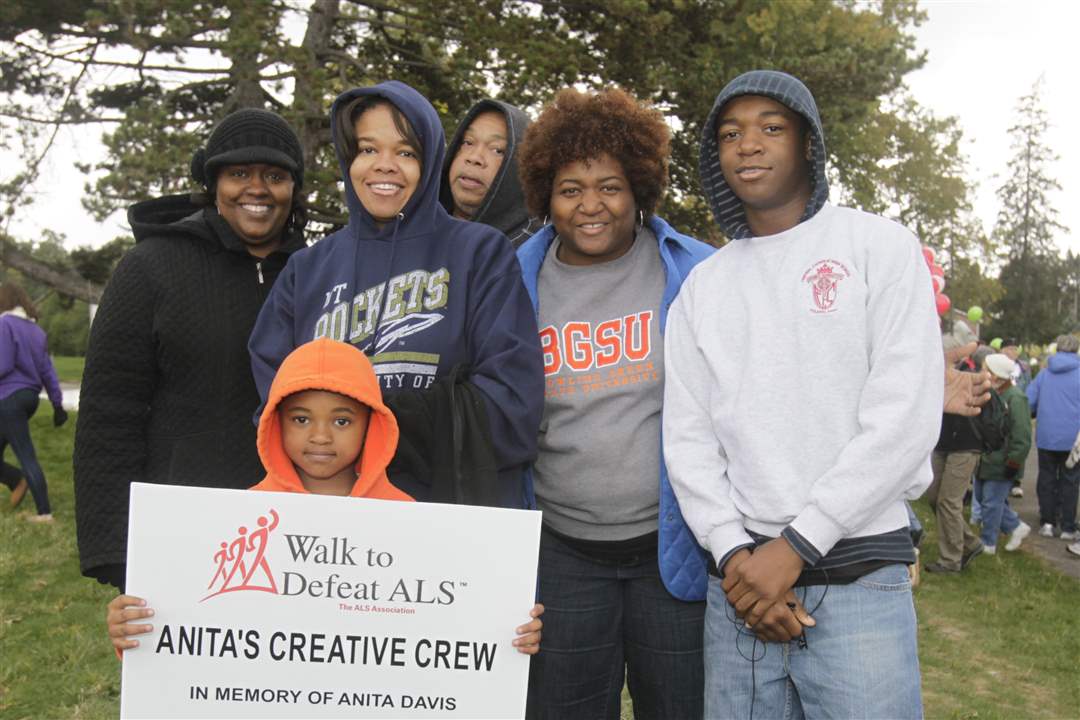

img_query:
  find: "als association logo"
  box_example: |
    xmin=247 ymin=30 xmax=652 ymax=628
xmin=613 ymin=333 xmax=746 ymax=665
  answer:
xmin=202 ymin=509 xmax=280 ymax=602
xmin=801 ymin=260 xmax=851 ymax=314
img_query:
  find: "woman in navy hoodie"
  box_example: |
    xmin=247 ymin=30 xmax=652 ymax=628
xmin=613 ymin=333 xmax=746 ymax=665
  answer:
xmin=249 ymin=81 xmax=543 ymax=507
xmin=0 ymin=283 xmax=67 ymax=522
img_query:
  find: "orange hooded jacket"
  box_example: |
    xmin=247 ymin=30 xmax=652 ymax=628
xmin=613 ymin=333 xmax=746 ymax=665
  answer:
xmin=251 ymin=338 xmax=413 ymax=501
xmin=115 ymin=339 xmax=411 ymax=659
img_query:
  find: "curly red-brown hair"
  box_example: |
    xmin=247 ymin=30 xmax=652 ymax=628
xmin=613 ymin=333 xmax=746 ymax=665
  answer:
xmin=518 ymin=87 xmax=671 ymax=220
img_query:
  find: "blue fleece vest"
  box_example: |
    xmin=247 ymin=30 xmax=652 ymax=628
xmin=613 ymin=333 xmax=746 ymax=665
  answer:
xmin=517 ymin=215 xmax=715 ymax=601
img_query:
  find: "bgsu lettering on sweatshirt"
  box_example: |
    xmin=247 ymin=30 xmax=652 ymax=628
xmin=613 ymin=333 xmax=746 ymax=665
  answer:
xmin=539 ymin=310 xmax=657 ymax=398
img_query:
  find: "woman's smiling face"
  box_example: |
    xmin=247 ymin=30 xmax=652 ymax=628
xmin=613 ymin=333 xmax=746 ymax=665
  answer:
xmin=549 ymin=153 xmax=637 ymax=266
xmin=214 ymin=163 xmax=294 ymax=256
xmin=349 ymin=103 xmax=421 ymax=227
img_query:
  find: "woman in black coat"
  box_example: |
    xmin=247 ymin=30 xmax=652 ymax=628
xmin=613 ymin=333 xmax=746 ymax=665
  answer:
xmin=74 ymin=109 xmax=308 ymax=590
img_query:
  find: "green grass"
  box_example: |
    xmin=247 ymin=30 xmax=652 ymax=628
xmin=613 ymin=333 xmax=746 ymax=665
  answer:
xmin=910 ymin=498 xmax=1080 ymax=719
xmin=51 ymin=356 xmax=85 ymax=384
xmin=1 ymin=420 xmax=1077 ymax=718
xmin=0 ymin=412 xmax=118 ymax=719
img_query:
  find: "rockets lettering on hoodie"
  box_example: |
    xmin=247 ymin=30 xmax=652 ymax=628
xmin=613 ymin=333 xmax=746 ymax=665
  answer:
xmin=312 ymin=267 xmax=450 ymax=391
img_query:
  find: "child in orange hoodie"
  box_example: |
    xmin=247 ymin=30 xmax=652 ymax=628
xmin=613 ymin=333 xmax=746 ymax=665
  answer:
xmin=106 ymin=338 xmax=542 ymax=654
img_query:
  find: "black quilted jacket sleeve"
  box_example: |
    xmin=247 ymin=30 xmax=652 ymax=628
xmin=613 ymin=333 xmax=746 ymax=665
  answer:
xmin=74 ymin=246 xmax=159 ymax=584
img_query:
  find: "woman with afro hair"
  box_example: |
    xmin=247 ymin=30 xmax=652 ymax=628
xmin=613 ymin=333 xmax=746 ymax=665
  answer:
xmin=516 ymin=88 xmax=714 ymax=719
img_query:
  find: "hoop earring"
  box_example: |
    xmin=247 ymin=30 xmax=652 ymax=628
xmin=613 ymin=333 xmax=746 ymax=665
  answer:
xmin=638 ymin=209 xmax=645 ymax=228
xmin=542 ymin=215 xmax=549 ymax=226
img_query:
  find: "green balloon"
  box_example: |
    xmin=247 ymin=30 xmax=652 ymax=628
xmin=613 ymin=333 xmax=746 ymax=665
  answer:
xmin=967 ymin=306 xmax=983 ymax=323
xmin=990 ymin=338 xmax=1003 ymax=349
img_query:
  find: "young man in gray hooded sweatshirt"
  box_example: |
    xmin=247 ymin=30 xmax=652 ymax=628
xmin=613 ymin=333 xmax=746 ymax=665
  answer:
xmin=663 ymin=70 xmax=941 ymax=718
xmin=440 ymin=99 xmax=542 ymax=247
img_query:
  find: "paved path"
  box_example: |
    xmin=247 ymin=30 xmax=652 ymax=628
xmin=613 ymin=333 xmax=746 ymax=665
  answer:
xmin=1011 ymin=437 xmax=1080 ymax=580
xmin=42 ymin=381 xmax=79 ymax=411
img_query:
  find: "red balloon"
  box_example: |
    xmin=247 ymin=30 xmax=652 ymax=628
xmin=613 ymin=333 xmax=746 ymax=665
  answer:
xmin=930 ymin=264 xmax=945 ymax=277
xmin=935 ymin=293 xmax=951 ymax=316
xmin=932 ymin=274 xmax=946 ymax=294
xmin=922 ymin=247 xmax=935 ymax=266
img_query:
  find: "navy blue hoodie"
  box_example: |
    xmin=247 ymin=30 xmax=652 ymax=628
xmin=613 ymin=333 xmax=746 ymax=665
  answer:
xmin=249 ymin=81 xmax=544 ymax=507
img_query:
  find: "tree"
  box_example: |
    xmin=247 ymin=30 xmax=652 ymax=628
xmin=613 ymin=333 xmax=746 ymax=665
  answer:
xmin=1059 ymin=250 xmax=1080 ymax=332
xmin=0 ymin=231 xmax=94 ymax=354
xmin=2 ymin=0 xmax=970 ymax=248
xmin=990 ymin=80 xmax=1070 ymax=343
xmin=0 ymin=232 xmax=104 ymax=303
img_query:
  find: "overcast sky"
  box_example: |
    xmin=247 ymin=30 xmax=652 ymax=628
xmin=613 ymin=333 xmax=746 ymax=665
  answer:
xmin=904 ymin=0 xmax=1078 ymax=254
xmin=5 ymin=0 xmax=1078 ymax=255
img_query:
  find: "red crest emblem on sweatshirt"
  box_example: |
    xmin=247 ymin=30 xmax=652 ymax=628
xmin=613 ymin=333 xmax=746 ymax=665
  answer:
xmin=202 ymin=509 xmax=280 ymax=601
xmin=801 ymin=260 xmax=851 ymax=314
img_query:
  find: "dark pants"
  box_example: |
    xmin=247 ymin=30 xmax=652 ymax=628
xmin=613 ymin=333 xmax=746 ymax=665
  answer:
xmin=526 ymin=529 xmax=704 ymax=720
xmin=1036 ymin=449 xmax=1079 ymax=532
xmin=0 ymin=388 xmax=50 ymax=514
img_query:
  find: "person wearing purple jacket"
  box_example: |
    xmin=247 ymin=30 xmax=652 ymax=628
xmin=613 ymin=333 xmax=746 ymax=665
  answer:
xmin=0 ymin=283 xmax=67 ymax=522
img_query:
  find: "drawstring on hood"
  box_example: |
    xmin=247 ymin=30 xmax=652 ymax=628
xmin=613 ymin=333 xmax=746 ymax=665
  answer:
xmin=253 ymin=338 xmax=412 ymax=501
xmin=699 ymin=70 xmax=830 ymax=239
xmin=365 ymin=212 xmax=405 ymax=356
xmin=439 ymin=99 xmax=533 ymax=237
xmin=329 ymin=81 xmax=447 ymax=356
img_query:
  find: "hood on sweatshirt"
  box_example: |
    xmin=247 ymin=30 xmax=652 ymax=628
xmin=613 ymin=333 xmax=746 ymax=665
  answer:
xmin=253 ymin=338 xmax=412 ymax=501
xmin=330 ymin=81 xmax=447 ymax=241
xmin=439 ymin=99 xmax=533 ymax=240
xmin=1048 ymin=351 xmax=1080 ymax=374
xmin=128 ymin=193 xmax=306 ymax=256
xmin=698 ymin=70 xmax=830 ymax=239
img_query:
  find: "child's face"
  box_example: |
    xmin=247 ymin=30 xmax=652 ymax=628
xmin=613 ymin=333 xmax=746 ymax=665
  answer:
xmin=279 ymin=390 xmax=371 ymax=488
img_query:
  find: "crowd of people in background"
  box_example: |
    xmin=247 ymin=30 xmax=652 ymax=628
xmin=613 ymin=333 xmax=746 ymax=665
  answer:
xmin=927 ymin=330 xmax=1080 ymax=568
xmin=2 ymin=65 xmax=1078 ymax=719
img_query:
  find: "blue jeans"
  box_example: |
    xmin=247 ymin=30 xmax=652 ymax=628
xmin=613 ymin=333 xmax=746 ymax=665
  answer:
xmin=704 ymin=564 xmax=922 ymax=719
xmin=971 ymin=480 xmax=983 ymax=524
xmin=526 ymin=530 xmax=705 ymax=720
xmin=0 ymin=388 xmax=50 ymax=514
xmin=979 ymin=478 xmax=1020 ymax=546
xmin=1036 ymin=449 xmax=1080 ymax=532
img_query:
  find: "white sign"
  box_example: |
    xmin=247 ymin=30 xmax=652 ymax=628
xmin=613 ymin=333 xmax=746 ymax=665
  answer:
xmin=121 ymin=483 xmax=541 ymax=719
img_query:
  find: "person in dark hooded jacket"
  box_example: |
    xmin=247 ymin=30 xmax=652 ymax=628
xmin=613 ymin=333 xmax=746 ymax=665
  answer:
xmin=74 ymin=109 xmax=308 ymax=591
xmin=440 ymin=99 xmax=542 ymax=247
xmin=664 ymin=70 xmax=941 ymax=718
xmin=248 ymin=81 xmax=543 ymax=509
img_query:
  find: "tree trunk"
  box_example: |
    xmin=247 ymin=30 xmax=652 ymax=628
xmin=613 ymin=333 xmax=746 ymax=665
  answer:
xmin=0 ymin=237 xmax=103 ymax=303
xmin=296 ymin=0 xmax=341 ymax=169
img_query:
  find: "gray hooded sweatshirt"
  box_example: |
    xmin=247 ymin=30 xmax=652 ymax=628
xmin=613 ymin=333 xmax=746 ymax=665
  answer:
xmin=664 ymin=71 xmax=944 ymax=577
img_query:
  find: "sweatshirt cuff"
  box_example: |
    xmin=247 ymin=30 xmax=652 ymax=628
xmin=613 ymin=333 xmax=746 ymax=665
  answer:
xmin=788 ymin=504 xmax=846 ymax=562
xmin=781 ymin=526 xmax=821 ymax=566
xmin=707 ymin=522 xmax=755 ymax=573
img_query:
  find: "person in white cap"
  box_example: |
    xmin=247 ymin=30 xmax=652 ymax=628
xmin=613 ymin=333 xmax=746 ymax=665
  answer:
xmin=975 ymin=354 xmax=1032 ymax=553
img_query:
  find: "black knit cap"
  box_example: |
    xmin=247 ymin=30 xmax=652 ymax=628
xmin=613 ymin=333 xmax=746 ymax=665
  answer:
xmin=191 ymin=108 xmax=305 ymax=189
